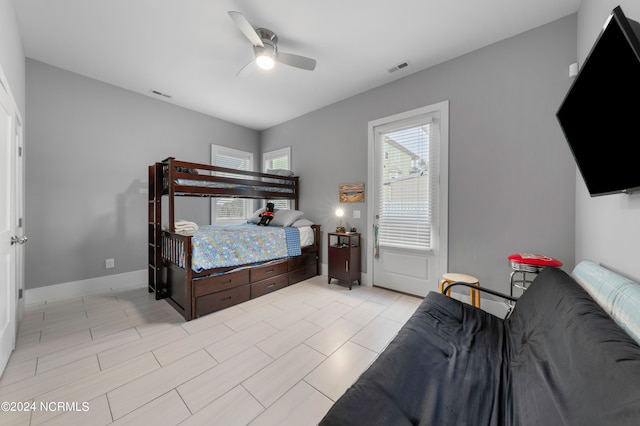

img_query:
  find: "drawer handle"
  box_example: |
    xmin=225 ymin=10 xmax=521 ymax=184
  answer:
xmin=222 ymin=279 xmax=232 ymax=284
xmin=267 ymin=283 xmax=276 ymax=288
xmin=266 ymin=269 xmax=274 ymax=273
xmin=221 ymin=296 xmax=233 ymax=301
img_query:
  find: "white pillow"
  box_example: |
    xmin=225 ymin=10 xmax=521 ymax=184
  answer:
xmin=263 ymin=169 xmax=295 ymax=184
xmin=291 ymin=218 xmax=314 ymax=228
xmin=248 ymin=208 xmax=266 ymax=224
xmin=266 ymin=169 xmax=294 ymax=176
xmin=270 ymin=210 xmax=304 ymax=227
xmin=248 ymin=208 xmax=303 ymax=227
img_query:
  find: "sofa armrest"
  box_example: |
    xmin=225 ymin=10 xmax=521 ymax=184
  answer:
xmin=443 ymin=281 xmax=518 ymax=302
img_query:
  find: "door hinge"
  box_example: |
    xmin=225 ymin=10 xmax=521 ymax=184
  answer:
xmin=18 ymin=288 xmax=23 ymax=299
xmin=18 ymin=217 xmax=22 ymax=227
xmin=18 ymin=146 xmax=22 ymax=157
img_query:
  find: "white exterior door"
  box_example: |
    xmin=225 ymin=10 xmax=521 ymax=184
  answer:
xmin=368 ymin=102 xmax=449 ymax=297
xmin=0 ymin=74 xmax=18 ymax=375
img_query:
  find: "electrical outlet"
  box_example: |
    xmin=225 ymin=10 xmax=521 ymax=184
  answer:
xmin=105 ymin=258 xmax=115 ymax=269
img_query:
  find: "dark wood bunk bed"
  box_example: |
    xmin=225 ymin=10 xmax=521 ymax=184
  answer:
xmin=148 ymin=157 xmax=321 ymax=321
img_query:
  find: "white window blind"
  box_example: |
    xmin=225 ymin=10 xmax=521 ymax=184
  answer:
xmin=268 ymin=155 xmax=289 ymax=169
xmin=211 ymin=145 xmax=253 ymax=222
xmin=263 ymin=147 xmax=291 ymax=211
xmin=376 ymin=114 xmax=438 ymax=250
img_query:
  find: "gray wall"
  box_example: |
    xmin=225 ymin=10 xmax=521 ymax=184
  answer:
xmin=25 ymin=60 xmax=259 ymax=289
xmin=0 ymin=0 xmax=25 ymax=114
xmin=262 ymin=15 xmax=577 ymax=294
xmin=24 ymin=14 xmax=578 ymax=294
xmin=574 ymin=0 xmax=640 ymax=282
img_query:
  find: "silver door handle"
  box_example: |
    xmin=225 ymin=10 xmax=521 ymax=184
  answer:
xmin=10 ymin=236 xmax=28 ymax=245
xmin=373 ymin=224 xmax=380 ymax=258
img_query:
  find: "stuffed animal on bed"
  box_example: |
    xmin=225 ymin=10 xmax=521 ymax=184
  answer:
xmin=258 ymin=203 xmax=275 ymax=226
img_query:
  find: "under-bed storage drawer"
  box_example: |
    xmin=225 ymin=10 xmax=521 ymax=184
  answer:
xmin=288 ymin=252 xmax=317 ymax=271
xmin=193 ymin=269 xmax=250 ymax=297
xmin=289 ymin=263 xmax=318 ymax=285
xmin=195 ymin=284 xmax=250 ymax=317
xmin=251 ymin=273 xmax=288 ymax=298
xmin=250 ymin=261 xmax=288 ymax=283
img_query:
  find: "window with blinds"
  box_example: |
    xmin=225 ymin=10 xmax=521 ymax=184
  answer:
xmin=375 ymin=114 xmax=438 ymax=250
xmin=263 ymin=147 xmax=291 ymax=211
xmin=211 ymin=145 xmax=254 ymax=222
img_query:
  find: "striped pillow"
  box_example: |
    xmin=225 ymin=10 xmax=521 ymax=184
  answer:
xmin=572 ymin=260 xmax=640 ymax=345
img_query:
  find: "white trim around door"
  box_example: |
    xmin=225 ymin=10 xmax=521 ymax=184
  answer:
xmin=367 ymin=101 xmax=449 ymax=297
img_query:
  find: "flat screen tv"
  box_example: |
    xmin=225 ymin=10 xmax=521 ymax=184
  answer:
xmin=556 ymin=6 xmax=640 ymax=196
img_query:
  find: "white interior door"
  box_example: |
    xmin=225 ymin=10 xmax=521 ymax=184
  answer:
xmin=0 ymin=77 xmax=17 ymax=375
xmin=15 ymin=118 xmax=25 ymax=322
xmin=368 ymin=102 xmax=449 ymax=297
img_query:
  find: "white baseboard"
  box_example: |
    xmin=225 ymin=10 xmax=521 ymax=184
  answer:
xmin=25 ymin=269 xmax=148 ymax=305
xmin=321 ymin=261 xmax=510 ymax=318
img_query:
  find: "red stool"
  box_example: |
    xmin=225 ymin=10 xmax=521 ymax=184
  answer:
xmin=508 ymin=253 xmax=562 ymax=298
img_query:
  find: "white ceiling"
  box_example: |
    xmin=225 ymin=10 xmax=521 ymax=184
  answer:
xmin=12 ymin=0 xmax=581 ymax=131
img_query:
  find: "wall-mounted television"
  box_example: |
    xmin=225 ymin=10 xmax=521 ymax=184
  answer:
xmin=556 ymin=6 xmax=640 ymax=196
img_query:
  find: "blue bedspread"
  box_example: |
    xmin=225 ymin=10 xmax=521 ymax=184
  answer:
xmin=190 ymin=223 xmax=299 ymax=272
xmin=284 ymin=226 xmax=301 ymax=257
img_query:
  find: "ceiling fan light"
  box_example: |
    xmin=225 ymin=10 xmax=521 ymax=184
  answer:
xmin=256 ymin=54 xmax=275 ymax=70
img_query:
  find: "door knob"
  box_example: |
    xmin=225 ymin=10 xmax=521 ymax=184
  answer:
xmin=10 ymin=236 xmax=28 ymax=245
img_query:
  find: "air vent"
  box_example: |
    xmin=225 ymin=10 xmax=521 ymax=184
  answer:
xmin=388 ymin=61 xmax=410 ymax=73
xmin=149 ymin=89 xmax=172 ymax=99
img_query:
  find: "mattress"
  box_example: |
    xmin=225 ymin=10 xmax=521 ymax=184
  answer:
xmin=299 ymin=225 xmax=315 ymax=247
xmin=164 ymin=223 xmax=314 ymax=272
xmin=174 ymin=178 xmax=294 ymax=194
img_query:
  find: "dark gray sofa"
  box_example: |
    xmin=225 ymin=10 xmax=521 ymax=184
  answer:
xmin=319 ymin=265 xmax=640 ymax=425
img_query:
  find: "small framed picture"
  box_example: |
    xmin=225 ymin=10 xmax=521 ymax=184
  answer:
xmin=339 ymin=182 xmax=365 ymax=203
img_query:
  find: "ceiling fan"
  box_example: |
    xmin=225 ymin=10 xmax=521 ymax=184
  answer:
xmin=228 ymin=11 xmax=317 ymax=76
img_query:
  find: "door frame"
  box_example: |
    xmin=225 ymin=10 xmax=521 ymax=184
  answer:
xmin=366 ymin=101 xmax=449 ymax=295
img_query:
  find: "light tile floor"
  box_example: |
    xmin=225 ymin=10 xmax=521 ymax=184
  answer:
xmin=0 ymin=276 xmax=422 ymax=426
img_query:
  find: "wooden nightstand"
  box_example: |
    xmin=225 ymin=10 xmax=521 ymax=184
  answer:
xmin=328 ymin=232 xmax=361 ymax=290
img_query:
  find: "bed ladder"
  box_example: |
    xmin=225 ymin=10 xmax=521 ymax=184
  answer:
xmin=148 ymin=163 xmax=164 ymax=299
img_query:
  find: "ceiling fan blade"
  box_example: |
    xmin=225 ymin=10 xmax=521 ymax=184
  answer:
xmin=236 ymin=59 xmax=256 ymax=77
xmin=277 ymin=52 xmax=316 ymax=71
xmin=228 ymin=11 xmax=264 ymax=47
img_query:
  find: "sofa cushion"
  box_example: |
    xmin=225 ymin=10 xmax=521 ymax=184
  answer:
xmin=506 ymin=267 xmax=640 ymax=426
xmin=320 ymin=292 xmax=507 ymax=426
